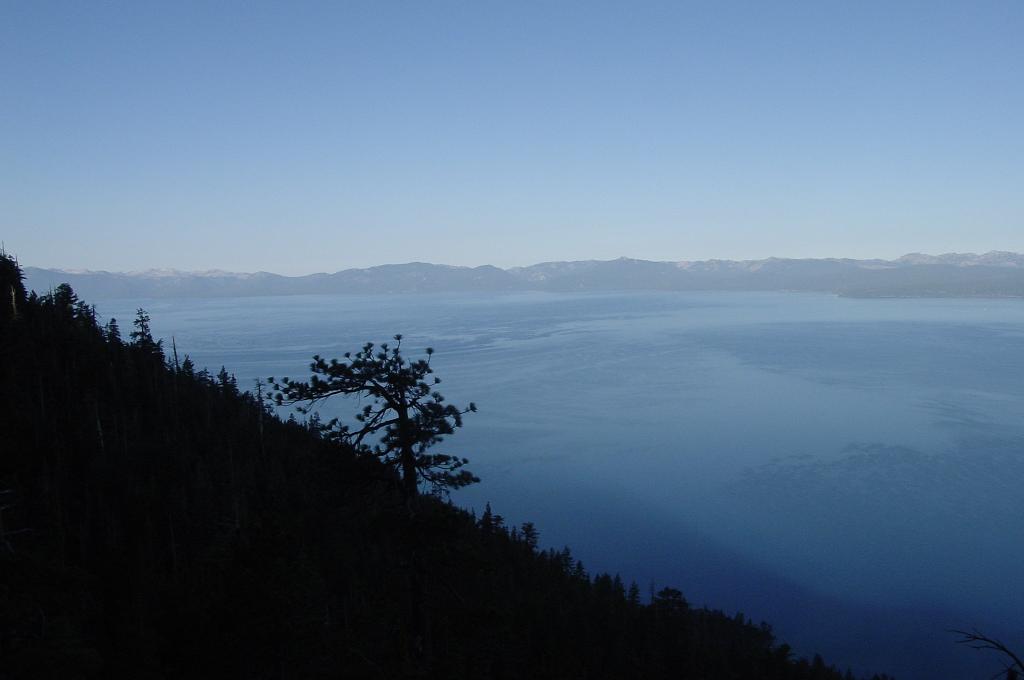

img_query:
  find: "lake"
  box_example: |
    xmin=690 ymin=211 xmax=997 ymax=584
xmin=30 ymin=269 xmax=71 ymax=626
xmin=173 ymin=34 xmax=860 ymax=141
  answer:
xmin=98 ymin=290 xmax=1024 ymax=679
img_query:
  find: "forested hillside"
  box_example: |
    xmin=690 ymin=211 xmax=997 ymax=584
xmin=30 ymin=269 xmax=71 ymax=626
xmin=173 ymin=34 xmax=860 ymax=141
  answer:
xmin=0 ymin=253 xmax=889 ymax=679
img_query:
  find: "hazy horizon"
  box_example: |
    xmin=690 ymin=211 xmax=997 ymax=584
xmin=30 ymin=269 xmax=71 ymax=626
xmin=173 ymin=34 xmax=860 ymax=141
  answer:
xmin=20 ymin=247 xmax=1024 ymax=277
xmin=4 ymin=2 xmax=1022 ymax=275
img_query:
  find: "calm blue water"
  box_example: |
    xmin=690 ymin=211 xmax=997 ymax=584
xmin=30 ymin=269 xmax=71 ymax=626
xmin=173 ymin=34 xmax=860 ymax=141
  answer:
xmin=100 ymin=291 xmax=1024 ymax=679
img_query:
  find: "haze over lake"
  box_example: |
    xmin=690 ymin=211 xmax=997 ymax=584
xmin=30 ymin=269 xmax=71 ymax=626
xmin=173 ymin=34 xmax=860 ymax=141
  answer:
xmin=99 ymin=290 xmax=1024 ymax=679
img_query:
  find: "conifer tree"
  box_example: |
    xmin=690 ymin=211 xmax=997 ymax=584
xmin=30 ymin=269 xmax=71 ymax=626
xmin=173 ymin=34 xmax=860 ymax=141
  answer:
xmin=270 ymin=335 xmax=477 ymax=500
xmin=520 ymin=521 xmax=539 ymax=551
xmin=0 ymin=250 xmax=26 ymax=321
xmin=627 ymin=581 xmax=642 ymax=606
xmin=130 ymin=308 xmax=163 ymax=357
xmin=105 ymin=318 xmax=122 ymax=344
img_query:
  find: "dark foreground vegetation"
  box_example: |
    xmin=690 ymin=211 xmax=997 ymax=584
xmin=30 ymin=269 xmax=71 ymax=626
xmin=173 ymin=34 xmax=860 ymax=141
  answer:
xmin=1 ymin=253 xmax=891 ymax=679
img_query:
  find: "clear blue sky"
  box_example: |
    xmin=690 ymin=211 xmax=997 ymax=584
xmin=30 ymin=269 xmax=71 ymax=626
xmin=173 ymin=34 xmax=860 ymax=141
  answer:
xmin=3 ymin=1 xmax=1022 ymax=274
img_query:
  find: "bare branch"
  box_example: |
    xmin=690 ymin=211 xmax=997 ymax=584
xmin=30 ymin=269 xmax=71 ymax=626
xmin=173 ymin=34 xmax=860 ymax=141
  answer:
xmin=952 ymin=629 xmax=1024 ymax=676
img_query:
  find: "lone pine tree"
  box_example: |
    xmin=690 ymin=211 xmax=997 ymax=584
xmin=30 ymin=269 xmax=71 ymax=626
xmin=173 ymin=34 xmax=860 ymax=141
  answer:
xmin=270 ymin=335 xmax=477 ymax=502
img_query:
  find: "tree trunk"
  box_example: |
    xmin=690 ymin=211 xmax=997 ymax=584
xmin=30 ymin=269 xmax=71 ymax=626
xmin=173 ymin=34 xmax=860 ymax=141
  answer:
xmin=394 ymin=410 xmax=427 ymax=675
xmin=400 ymin=444 xmax=419 ymax=502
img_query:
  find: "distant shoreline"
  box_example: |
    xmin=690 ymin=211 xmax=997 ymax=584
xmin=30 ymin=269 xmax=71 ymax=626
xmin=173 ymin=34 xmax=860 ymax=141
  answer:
xmin=23 ymin=251 xmax=1024 ymax=301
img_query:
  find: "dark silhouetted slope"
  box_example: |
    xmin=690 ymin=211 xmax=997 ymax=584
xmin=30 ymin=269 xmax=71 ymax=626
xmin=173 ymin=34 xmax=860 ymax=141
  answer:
xmin=1 ymin=254 xmax=891 ymax=679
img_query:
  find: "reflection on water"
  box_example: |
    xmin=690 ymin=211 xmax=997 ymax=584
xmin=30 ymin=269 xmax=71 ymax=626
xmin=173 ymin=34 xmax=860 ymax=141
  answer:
xmin=98 ymin=291 xmax=1024 ymax=680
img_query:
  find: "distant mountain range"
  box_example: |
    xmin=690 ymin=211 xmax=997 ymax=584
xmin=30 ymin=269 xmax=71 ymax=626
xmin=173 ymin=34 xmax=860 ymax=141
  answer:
xmin=23 ymin=251 xmax=1024 ymax=300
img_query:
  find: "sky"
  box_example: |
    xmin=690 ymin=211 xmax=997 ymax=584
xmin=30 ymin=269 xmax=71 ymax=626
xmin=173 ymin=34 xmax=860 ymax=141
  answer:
xmin=2 ymin=1 xmax=1022 ymax=275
